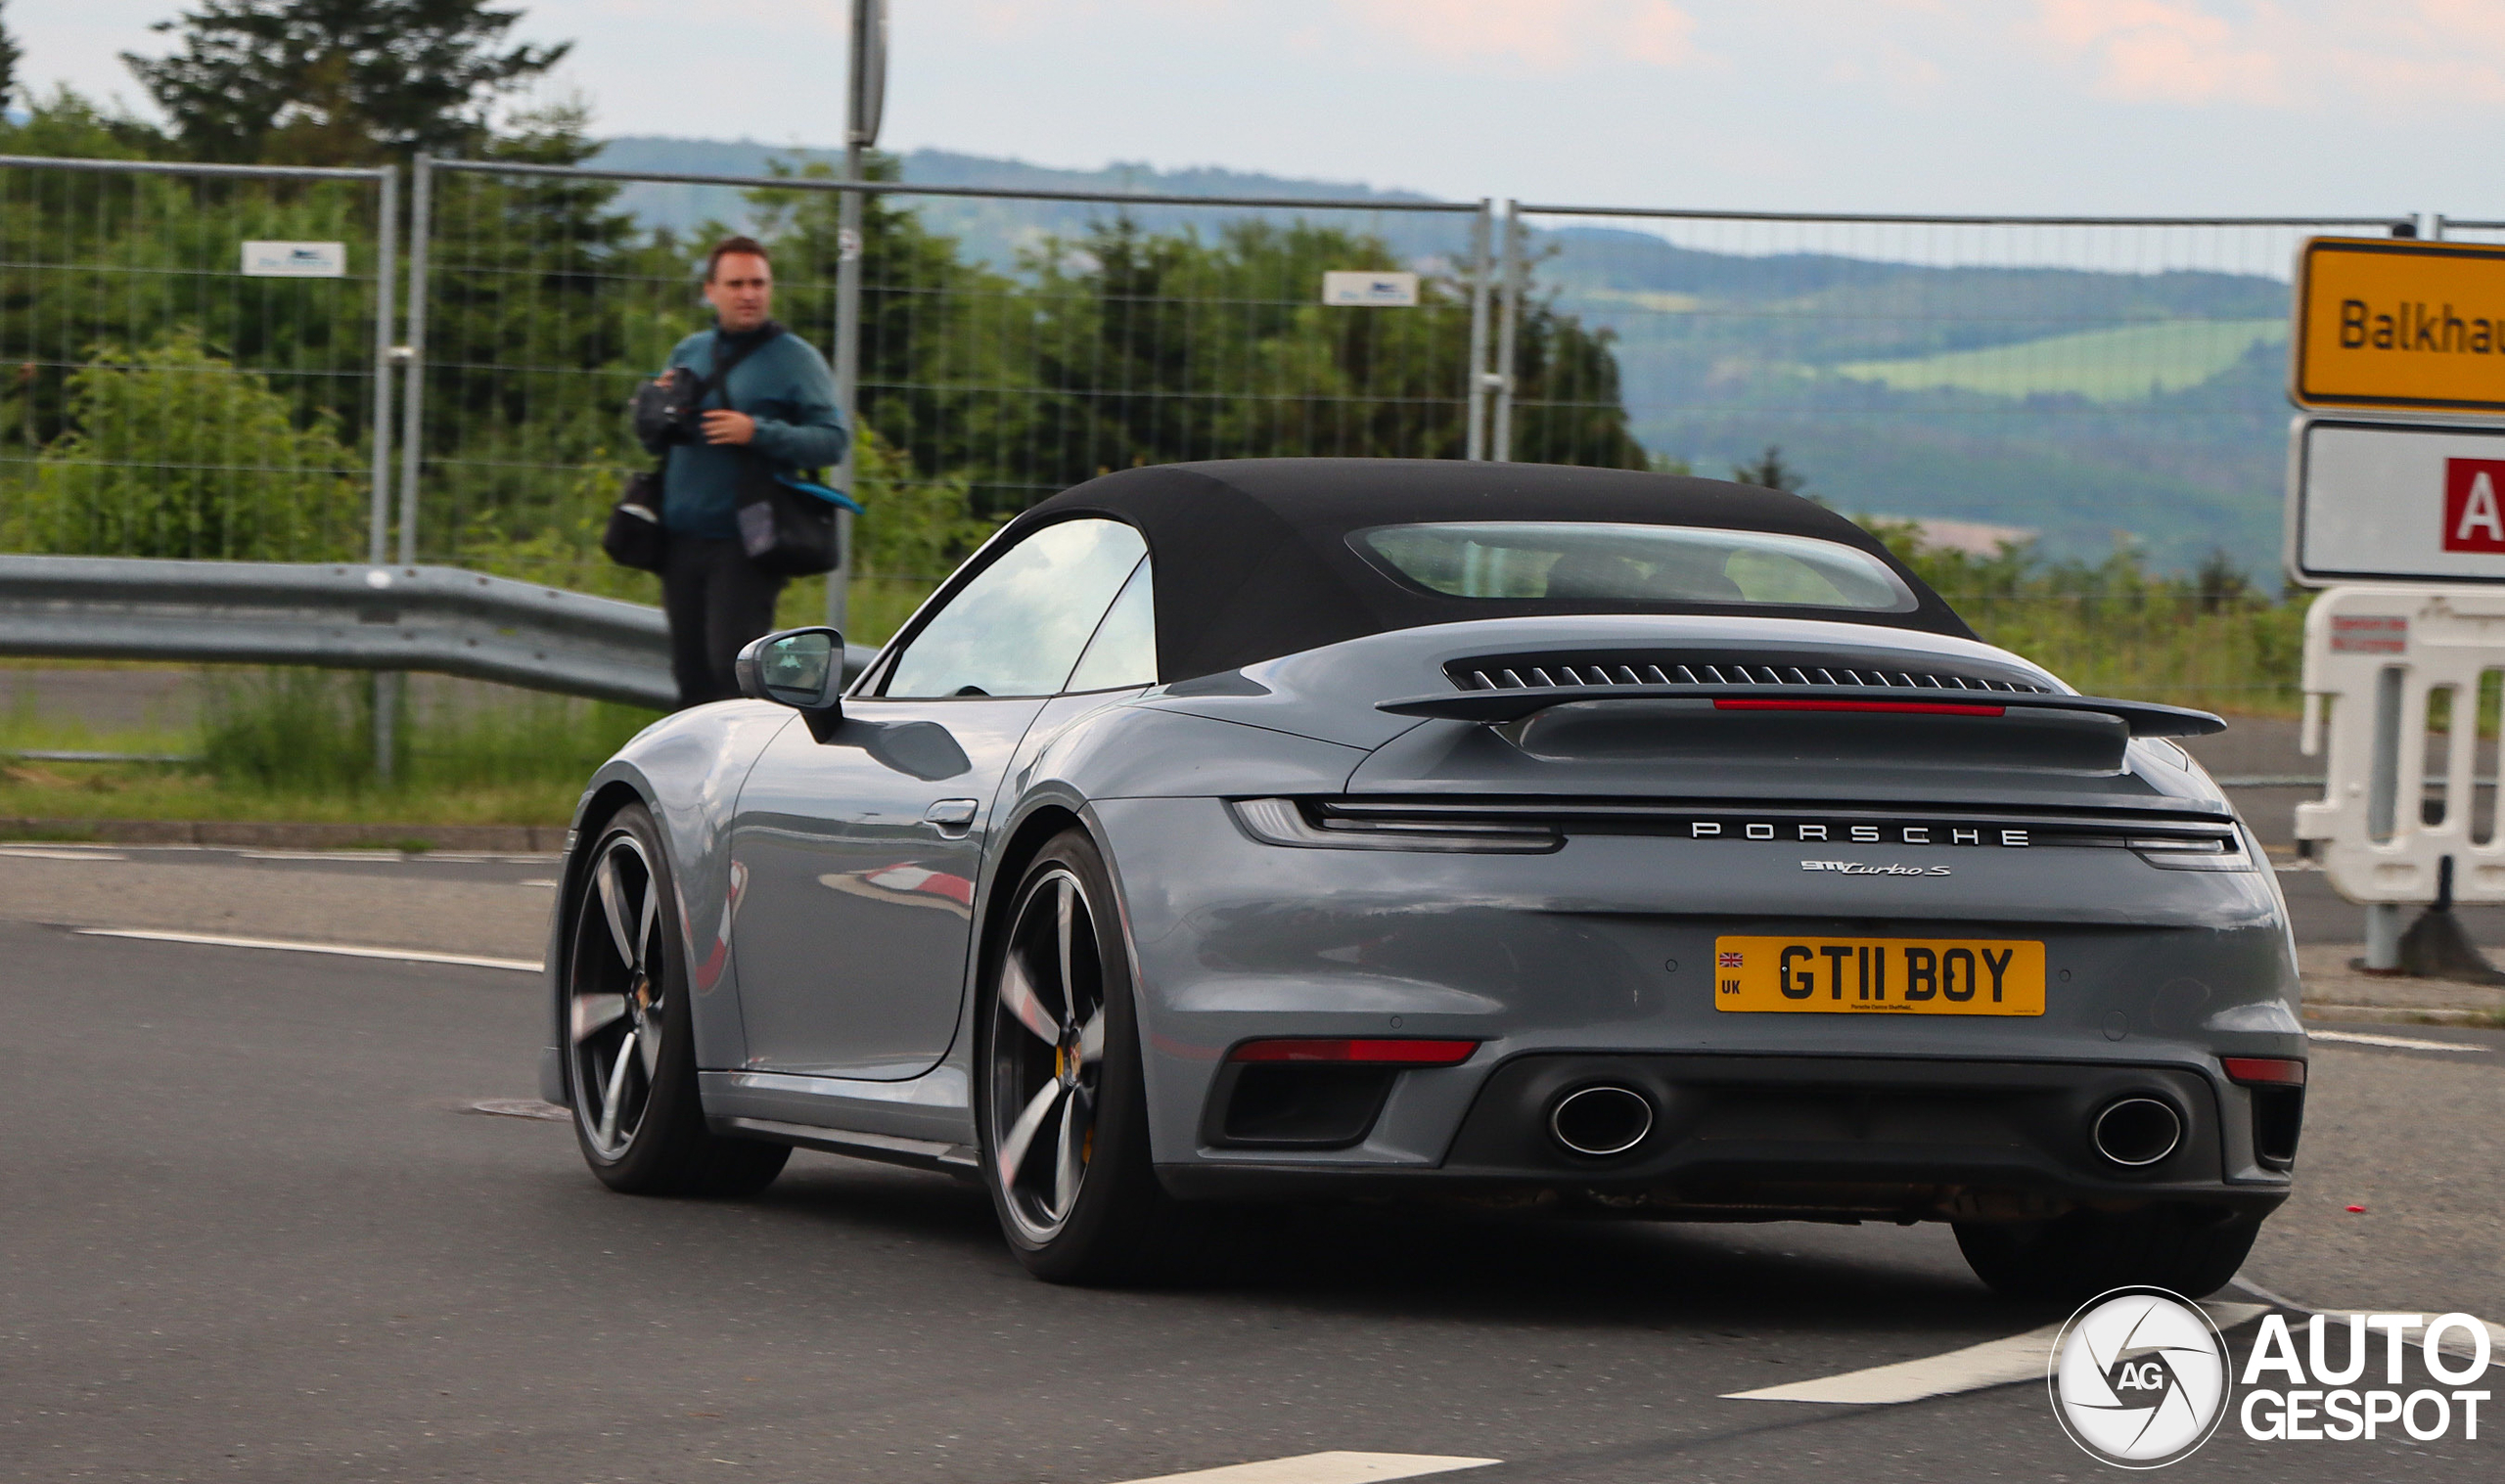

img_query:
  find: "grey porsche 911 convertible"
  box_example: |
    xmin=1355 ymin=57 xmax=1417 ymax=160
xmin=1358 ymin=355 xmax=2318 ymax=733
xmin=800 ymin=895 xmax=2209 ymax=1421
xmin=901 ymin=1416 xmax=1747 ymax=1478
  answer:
xmin=540 ymin=458 xmax=2305 ymax=1297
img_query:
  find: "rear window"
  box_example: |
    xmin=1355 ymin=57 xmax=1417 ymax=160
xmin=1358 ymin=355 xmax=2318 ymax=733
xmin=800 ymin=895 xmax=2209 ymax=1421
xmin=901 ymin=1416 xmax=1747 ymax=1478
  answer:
xmin=1353 ymin=521 xmax=1916 ymax=612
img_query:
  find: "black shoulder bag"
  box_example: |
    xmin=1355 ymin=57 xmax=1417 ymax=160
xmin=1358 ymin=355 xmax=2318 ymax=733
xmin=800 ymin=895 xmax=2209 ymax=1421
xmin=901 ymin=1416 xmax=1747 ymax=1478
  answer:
xmin=602 ymin=327 xmax=782 ymax=572
xmin=734 ymin=463 xmax=843 ymax=578
xmin=729 ymin=339 xmax=842 ymax=577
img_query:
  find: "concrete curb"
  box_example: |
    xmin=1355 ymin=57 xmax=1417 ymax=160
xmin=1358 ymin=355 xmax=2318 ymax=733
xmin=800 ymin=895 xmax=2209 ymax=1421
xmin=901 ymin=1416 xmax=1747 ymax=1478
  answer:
xmin=2305 ymin=1002 xmax=2501 ymax=1027
xmin=0 ymin=817 xmax=566 ymax=852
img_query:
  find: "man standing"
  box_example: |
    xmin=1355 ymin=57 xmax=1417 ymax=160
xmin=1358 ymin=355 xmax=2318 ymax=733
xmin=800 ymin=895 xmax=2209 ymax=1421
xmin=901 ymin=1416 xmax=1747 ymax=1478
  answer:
xmin=641 ymin=236 xmax=846 ymax=707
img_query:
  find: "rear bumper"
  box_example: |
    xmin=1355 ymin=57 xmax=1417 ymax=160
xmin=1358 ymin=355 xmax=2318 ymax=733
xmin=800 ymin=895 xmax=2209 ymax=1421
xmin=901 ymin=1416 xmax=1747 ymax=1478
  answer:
xmin=1158 ymin=1052 xmax=2295 ymax=1222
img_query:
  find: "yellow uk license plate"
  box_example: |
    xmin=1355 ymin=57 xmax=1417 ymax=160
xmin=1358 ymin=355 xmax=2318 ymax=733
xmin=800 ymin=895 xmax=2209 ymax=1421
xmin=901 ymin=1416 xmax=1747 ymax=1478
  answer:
xmin=1711 ymin=935 xmax=2046 ymax=1014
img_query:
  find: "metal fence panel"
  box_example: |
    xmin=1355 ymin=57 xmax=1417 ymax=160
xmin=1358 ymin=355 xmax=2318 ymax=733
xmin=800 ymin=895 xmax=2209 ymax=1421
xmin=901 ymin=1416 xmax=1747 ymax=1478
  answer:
xmin=0 ymin=156 xmax=397 ymax=565
xmin=1498 ymin=204 xmax=2409 ymax=576
xmin=403 ymin=157 xmax=1491 ymax=637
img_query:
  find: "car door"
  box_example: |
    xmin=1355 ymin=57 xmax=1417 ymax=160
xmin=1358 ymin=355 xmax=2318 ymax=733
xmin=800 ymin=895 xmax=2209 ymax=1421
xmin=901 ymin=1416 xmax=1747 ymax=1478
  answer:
xmin=727 ymin=517 xmax=1150 ymax=1080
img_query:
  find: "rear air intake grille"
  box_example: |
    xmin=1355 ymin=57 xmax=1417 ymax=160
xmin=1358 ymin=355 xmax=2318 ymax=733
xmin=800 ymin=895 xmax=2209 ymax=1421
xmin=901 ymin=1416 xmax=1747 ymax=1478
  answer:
xmin=1445 ymin=651 xmax=2051 ymax=695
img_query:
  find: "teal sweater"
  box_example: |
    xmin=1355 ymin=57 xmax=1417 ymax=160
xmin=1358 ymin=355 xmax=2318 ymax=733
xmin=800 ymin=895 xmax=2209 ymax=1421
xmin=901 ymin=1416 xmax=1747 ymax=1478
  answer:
xmin=640 ymin=324 xmax=848 ymax=540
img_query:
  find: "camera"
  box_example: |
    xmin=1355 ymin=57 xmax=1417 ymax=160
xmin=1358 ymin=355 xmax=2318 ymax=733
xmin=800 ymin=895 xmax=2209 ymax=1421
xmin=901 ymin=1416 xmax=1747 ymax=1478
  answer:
xmin=631 ymin=366 xmax=706 ymax=446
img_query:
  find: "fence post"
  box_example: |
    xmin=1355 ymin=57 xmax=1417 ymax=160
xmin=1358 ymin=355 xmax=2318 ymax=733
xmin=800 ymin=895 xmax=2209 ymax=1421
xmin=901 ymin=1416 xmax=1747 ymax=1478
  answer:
xmin=369 ymin=164 xmax=400 ymax=786
xmin=1490 ymin=202 xmax=1525 ymax=464
xmin=368 ymin=165 xmax=398 ymax=566
xmin=829 ymin=172 xmax=862 ymax=632
xmin=1466 ymin=200 xmax=1491 ymax=462
xmin=397 ymin=156 xmax=432 ymax=567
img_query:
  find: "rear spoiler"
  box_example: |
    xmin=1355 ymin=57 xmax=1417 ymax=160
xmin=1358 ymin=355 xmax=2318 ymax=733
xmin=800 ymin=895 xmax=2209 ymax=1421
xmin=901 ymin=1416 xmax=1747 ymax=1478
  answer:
xmin=1376 ymin=684 xmax=2225 ymax=738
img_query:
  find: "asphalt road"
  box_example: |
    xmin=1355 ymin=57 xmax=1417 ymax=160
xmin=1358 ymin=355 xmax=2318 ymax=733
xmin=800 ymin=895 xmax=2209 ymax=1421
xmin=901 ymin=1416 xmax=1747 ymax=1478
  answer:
xmin=2 ymin=849 xmax=2500 ymax=1483
xmin=2275 ymin=864 xmax=2505 ymax=946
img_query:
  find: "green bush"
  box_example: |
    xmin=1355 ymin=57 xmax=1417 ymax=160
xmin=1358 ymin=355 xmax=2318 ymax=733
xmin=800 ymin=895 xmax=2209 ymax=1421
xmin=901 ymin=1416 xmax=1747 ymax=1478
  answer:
xmin=1865 ymin=519 xmax=2310 ymax=716
xmin=11 ymin=330 xmax=365 ymax=560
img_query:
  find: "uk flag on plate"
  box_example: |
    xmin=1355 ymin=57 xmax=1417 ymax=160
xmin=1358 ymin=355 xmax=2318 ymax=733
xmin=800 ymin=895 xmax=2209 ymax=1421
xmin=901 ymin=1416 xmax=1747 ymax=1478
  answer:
xmin=1717 ymin=950 xmax=1745 ymax=968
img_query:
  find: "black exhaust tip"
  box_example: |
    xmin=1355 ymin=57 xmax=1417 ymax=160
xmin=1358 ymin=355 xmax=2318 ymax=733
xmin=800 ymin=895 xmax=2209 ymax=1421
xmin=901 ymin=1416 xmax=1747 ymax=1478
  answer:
xmin=2092 ymin=1096 xmax=2183 ymax=1167
xmin=1550 ymin=1084 xmax=1654 ymax=1157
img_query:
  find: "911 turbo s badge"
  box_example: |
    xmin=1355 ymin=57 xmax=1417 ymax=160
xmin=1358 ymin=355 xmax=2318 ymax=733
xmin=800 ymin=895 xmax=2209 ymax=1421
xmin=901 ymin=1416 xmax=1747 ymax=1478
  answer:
xmin=1799 ymin=860 xmax=1952 ymax=876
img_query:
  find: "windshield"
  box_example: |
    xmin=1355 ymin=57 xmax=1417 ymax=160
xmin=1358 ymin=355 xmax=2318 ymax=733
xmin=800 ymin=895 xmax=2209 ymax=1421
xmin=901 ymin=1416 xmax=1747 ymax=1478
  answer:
xmin=1353 ymin=521 xmax=1917 ymax=612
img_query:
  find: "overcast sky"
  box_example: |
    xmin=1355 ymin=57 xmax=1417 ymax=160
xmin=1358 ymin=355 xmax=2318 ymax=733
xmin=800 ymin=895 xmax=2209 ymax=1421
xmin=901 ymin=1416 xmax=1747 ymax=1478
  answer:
xmin=15 ymin=1 xmax=2497 ymax=218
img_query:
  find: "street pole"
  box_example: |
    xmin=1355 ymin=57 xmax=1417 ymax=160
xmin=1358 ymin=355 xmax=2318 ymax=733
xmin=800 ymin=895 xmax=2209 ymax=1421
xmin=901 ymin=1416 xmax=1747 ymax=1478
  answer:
xmin=828 ymin=0 xmax=887 ymax=632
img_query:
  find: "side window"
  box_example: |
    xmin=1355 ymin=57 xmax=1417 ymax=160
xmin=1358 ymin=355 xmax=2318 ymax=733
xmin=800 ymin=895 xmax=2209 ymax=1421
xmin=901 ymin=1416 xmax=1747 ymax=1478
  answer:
xmin=884 ymin=518 xmax=1147 ymax=698
xmin=1065 ymin=558 xmax=1156 ymax=693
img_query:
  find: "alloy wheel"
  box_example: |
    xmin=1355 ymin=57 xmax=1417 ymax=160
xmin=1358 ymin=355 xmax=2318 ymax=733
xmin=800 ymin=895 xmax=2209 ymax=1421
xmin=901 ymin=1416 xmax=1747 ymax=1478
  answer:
xmin=987 ymin=867 xmax=1108 ymax=1241
xmin=568 ymin=832 xmax=666 ymax=1160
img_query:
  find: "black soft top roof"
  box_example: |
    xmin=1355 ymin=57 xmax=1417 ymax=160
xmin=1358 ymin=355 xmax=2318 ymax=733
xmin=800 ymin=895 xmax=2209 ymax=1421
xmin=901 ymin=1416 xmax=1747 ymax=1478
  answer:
xmin=987 ymin=459 xmax=1973 ymax=683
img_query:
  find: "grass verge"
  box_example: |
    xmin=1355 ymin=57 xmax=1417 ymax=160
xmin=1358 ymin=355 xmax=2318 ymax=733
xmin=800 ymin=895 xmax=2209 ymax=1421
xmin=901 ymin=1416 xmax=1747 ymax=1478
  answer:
xmin=2 ymin=668 xmax=659 ymax=826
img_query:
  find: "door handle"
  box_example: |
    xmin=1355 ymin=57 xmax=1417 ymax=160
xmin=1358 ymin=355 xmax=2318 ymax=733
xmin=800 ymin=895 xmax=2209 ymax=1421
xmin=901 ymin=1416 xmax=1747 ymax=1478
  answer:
xmin=923 ymin=798 xmax=979 ymax=835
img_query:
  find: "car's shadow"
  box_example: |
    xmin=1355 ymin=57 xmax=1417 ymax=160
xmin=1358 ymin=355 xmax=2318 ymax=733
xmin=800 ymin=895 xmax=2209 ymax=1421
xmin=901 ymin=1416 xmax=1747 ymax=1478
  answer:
xmin=747 ymin=1153 xmax=2060 ymax=1341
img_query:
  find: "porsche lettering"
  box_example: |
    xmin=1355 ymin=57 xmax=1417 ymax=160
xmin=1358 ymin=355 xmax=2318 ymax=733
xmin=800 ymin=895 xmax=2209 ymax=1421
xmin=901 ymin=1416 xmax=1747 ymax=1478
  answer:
xmin=1691 ymin=819 xmax=2028 ymax=846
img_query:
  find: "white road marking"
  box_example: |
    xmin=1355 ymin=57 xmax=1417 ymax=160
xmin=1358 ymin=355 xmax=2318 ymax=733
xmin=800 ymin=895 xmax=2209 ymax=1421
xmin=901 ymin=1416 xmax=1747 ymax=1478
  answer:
xmin=2311 ymin=1029 xmax=2488 ymax=1053
xmin=1103 ymin=1455 xmax=1499 ymax=1484
xmin=2232 ymin=1279 xmax=2505 ymax=1371
xmin=467 ymin=1098 xmax=570 ymax=1122
xmin=73 ymin=927 xmax=542 ymax=973
xmin=235 ymin=850 xmax=421 ymax=862
xmin=0 ymin=847 xmax=128 ymax=861
xmin=1727 ymin=1302 xmax=2267 ymax=1405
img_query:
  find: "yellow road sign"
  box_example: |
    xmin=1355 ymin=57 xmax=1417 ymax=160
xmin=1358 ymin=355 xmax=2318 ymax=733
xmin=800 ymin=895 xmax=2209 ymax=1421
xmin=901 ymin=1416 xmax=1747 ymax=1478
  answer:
xmin=2294 ymin=238 xmax=2505 ymax=414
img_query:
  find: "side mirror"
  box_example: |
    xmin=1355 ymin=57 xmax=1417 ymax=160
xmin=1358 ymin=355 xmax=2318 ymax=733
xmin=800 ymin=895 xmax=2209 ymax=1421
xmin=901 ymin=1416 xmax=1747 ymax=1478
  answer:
xmin=735 ymin=627 xmax=844 ymax=722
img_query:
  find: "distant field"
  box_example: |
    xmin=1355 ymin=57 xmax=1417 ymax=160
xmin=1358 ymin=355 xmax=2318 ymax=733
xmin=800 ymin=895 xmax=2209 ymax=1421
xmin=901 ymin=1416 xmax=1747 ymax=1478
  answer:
xmin=1834 ymin=318 xmax=2288 ymax=401
xmin=1574 ymin=288 xmax=1706 ymax=314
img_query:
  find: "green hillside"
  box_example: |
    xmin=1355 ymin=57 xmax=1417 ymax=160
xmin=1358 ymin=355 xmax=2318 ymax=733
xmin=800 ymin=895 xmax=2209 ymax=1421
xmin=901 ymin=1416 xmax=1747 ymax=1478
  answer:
xmin=1835 ymin=318 xmax=2287 ymax=401
xmin=1533 ymin=226 xmax=2299 ymax=573
xmin=589 ymin=137 xmax=1466 ymax=273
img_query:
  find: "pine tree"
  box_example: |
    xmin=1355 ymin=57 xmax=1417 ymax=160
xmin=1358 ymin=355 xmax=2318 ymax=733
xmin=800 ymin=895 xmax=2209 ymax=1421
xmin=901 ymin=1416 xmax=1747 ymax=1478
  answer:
xmin=0 ymin=2 xmax=24 ymax=116
xmin=123 ymin=0 xmax=569 ymax=164
xmin=1731 ymin=444 xmax=1805 ymax=493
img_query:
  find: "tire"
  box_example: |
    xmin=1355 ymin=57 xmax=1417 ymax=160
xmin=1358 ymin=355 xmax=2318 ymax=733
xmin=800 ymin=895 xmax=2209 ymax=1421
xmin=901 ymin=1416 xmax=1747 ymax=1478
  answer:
xmin=563 ymin=803 xmax=789 ymax=1197
xmin=976 ymin=827 xmax=1194 ymax=1283
xmin=1954 ymin=1205 xmax=2262 ymax=1305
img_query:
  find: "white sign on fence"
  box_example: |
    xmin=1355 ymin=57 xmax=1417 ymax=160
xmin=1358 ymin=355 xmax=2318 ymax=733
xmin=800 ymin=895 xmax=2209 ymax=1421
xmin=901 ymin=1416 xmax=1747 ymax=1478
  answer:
xmin=240 ymin=241 xmax=347 ymax=278
xmin=1321 ymin=271 xmax=1418 ymax=307
xmin=2288 ymin=417 xmax=2505 ymax=586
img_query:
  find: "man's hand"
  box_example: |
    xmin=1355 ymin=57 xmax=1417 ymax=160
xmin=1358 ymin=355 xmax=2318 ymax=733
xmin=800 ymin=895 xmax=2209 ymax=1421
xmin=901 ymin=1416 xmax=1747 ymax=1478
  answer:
xmin=701 ymin=409 xmax=756 ymax=446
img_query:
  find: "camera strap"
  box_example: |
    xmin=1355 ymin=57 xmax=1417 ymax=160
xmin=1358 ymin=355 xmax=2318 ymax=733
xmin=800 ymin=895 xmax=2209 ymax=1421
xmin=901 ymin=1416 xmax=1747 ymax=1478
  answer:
xmin=692 ymin=320 xmax=786 ymax=412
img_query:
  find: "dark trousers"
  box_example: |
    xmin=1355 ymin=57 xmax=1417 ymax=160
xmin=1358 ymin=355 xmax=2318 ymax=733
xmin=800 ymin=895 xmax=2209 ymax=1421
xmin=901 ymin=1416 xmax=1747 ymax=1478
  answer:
xmin=661 ymin=535 xmax=785 ymax=708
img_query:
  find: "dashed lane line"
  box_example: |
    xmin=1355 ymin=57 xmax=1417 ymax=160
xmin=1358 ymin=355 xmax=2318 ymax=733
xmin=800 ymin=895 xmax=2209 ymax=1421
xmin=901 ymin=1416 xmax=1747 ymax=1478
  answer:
xmin=2232 ymin=1279 xmax=2505 ymax=1370
xmin=1725 ymin=1302 xmax=2267 ymax=1405
xmin=72 ymin=926 xmax=542 ymax=973
xmin=2310 ymin=1029 xmax=2489 ymax=1053
xmin=467 ymin=1099 xmax=570 ymax=1122
xmin=1102 ymin=1456 xmax=1499 ymax=1484
xmin=232 ymin=850 xmax=435 ymax=862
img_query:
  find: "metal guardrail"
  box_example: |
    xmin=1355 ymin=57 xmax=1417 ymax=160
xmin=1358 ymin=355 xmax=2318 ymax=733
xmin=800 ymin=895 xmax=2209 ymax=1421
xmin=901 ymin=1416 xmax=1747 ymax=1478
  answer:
xmin=0 ymin=555 xmax=874 ymax=711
